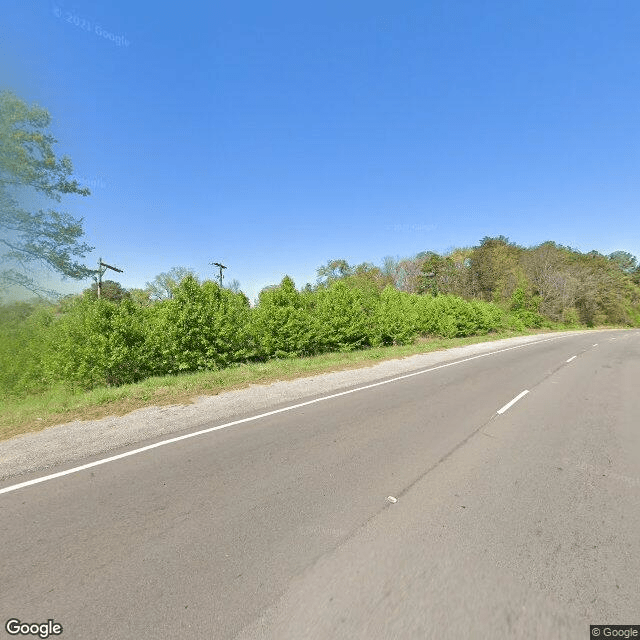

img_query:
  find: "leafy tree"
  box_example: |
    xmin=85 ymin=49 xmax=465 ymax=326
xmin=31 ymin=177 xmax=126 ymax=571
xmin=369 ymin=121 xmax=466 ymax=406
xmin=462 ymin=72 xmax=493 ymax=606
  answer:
xmin=84 ymin=279 xmax=131 ymax=302
xmin=128 ymin=287 xmax=153 ymax=307
xmin=316 ymin=259 xmax=353 ymax=287
xmin=423 ymin=248 xmax=475 ymax=299
xmin=569 ymin=250 xmax=634 ymax=325
xmin=469 ymin=236 xmax=522 ymax=302
xmin=343 ymin=262 xmax=393 ymax=293
xmin=0 ymin=90 xmax=94 ymax=296
xmin=508 ymin=287 xmax=545 ymax=328
xmin=608 ymin=251 xmax=638 ymax=274
xmin=225 ymin=278 xmax=242 ymax=293
xmin=145 ymin=266 xmax=197 ymax=300
xmin=418 ymin=252 xmax=448 ymax=296
xmin=523 ymin=242 xmax=571 ymax=319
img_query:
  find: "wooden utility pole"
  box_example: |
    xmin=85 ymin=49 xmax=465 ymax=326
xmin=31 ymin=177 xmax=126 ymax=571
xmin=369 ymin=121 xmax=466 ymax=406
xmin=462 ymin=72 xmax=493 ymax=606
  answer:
xmin=95 ymin=257 xmax=124 ymax=299
xmin=210 ymin=262 xmax=227 ymax=287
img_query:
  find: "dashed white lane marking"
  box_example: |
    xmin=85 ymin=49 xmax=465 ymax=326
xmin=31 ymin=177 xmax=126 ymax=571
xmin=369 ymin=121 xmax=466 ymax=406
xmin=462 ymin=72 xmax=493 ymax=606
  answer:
xmin=497 ymin=390 xmax=530 ymax=415
xmin=0 ymin=335 xmax=575 ymax=497
xmin=593 ymin=344 xmax=598 ymax=347
xmin=566 ymin=355 xmax=577 ymax=363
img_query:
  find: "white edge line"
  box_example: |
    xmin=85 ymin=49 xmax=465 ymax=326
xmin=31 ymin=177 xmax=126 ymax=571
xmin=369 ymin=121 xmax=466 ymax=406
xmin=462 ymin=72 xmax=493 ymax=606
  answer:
xmin=566 ymin=355 xmax=577 ymax=362
xmin=0 ymin=335 xmax=567 ymax=496
xmin=497 ymin=390 xmax=530 ymax=415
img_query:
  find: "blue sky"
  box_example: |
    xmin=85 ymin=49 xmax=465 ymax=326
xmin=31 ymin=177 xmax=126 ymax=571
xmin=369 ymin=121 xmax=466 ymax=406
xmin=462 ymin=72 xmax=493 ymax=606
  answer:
xmin=3 ymin=0 xmax=639 ymax=301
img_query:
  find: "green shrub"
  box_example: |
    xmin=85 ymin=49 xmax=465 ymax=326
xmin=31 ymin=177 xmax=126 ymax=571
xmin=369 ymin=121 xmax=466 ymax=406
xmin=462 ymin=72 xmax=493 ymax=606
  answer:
xmin=512 ymin=309 xmax=545 ymax=328
xmin=43 ymin=294 xmax=149 ymax=389
xmin=413 ymin=294 xmax=503 ymax=338
xmin=371 ymin=287 xmax=419 ymax=345
xmin=470 ymin=300 xmax=504 ymax=333
xmin=0 ymin=304 xmax=54 ymax=397
xmin=504 ymin=312 xmax=526 ymax=331
xmin=313 ymin=281 xmax=372 ymax=352
xmin=145 ymin=276 xmax=254 ymax=374
xmin=251 ymin=276 xmax=317 ymax=357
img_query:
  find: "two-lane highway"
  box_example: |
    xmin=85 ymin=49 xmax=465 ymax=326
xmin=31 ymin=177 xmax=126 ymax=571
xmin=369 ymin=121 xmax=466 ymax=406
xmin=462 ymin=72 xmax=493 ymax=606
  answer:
xmin=1 ymin=330 xmax=638 ymax=639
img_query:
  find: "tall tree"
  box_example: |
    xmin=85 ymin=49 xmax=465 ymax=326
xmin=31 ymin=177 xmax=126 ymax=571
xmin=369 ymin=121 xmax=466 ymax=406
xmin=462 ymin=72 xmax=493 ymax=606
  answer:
xmin=347 ymin=262 xmax=393 ymax=292
xmin=128 ymin=287 xmax=153 ymax=307
xmin=418 ymin=252 xmax=448 ymax=296
xmin=316 ymin=259 xmax=353 ymax=287
xmin=607 ymin=251 xmax=637 ymax=274
xmin=0 ymin=90 xmax=94 ymax=297
xmin=84 ymin=279 xmax=131 ymax=302
xmin=145 ymin=266 xmax=198 ymax=301
xmin=225 ymin=278 xmax=242 ymax=294
xmin=469 ymin=236 xmax=522 ymax=302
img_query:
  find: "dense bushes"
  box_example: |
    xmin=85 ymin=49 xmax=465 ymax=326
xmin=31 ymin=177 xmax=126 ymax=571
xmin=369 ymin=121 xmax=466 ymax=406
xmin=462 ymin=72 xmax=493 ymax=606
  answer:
xmin=373 ymin=288 xmax=419 ymax=345
xmin=412 ymin=294 xmax=503 ymax=338
xmin=4 ymin=233 xmax=639 ymax=401
xmin=251 ymin=276 xmax=317 ymax=358
xmin=0 ymin=303 xmax=54 ymax=395
xmin=43 ymin=294 xmax=150 ymax=389
xmin=313 ymin=281 xmax=373 ymax=352
xmin=9 ymin=263 xmax=638 ymax=398
xmin=3 ymin=234 xmax=640 ymax=400
xmin=0 ymin=276 xmax=533 ymax=397
xmin=146 ymin=276 xmax=254 ymax=374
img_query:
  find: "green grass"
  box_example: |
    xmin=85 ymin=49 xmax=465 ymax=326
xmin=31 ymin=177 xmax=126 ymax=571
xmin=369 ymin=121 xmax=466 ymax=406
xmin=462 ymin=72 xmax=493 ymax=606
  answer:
xmin=0 ymin=326 xmax=613 ymax=442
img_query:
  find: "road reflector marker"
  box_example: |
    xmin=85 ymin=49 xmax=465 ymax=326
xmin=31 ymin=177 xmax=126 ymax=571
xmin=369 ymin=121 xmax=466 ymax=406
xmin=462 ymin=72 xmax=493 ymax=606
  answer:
xmin=497 ymin=390 xmax=529 ymax=415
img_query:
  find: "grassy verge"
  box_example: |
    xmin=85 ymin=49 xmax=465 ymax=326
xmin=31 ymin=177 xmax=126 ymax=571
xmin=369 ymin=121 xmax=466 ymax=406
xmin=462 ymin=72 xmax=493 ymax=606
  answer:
xmin=0 ymin=326 xmax=610 ymax=442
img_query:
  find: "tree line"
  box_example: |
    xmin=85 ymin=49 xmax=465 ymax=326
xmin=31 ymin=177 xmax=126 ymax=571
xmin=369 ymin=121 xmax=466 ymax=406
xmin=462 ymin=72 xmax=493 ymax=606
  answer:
xmin=315 ymin=237 xmax=640 ymax=327
xmin=1 ymin=238 xmax=638 ymax=398
xmin=0 ymin=272 xmax=505 ymax=395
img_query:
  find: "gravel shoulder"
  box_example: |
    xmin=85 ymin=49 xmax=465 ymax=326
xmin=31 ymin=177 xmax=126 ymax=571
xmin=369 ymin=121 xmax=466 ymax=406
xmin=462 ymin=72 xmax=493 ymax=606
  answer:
xmin=0 ymin=331 xmax=594 ymax=482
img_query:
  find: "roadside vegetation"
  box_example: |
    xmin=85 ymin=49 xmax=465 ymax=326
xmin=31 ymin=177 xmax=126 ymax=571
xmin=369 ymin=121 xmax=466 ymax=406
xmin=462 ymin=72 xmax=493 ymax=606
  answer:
xmin=1 ymin=236 xmax=638 ymax=439
xmin=0 ymin=326 xmax=590 ymax=441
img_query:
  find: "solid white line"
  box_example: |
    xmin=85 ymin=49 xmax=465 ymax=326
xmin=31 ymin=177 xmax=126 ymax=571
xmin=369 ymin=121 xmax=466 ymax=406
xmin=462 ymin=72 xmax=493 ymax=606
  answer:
xmin=0 ymin=335 xmax=570 ymax=496
xmin=566 ymin=355 xmax=577 ymax=362
xmin=497 ymin=390 xmax=529 ymax=415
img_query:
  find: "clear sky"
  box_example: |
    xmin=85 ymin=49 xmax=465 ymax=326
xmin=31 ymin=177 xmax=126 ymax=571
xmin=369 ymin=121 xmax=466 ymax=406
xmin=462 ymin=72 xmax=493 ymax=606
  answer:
xmin=3 ymin=0 xmax=639 ymax=302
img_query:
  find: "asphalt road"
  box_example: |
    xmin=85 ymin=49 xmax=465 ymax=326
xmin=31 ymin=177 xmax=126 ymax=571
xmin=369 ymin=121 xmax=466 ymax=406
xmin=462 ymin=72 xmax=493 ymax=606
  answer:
xmin=1 ymin=329 xmax=639 ymax=639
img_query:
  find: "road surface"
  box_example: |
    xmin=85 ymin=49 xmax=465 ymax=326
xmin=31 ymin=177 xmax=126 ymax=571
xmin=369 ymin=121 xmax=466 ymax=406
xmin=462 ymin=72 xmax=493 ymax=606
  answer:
xmin=1 ymin=329 xmax=639 ymax=639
